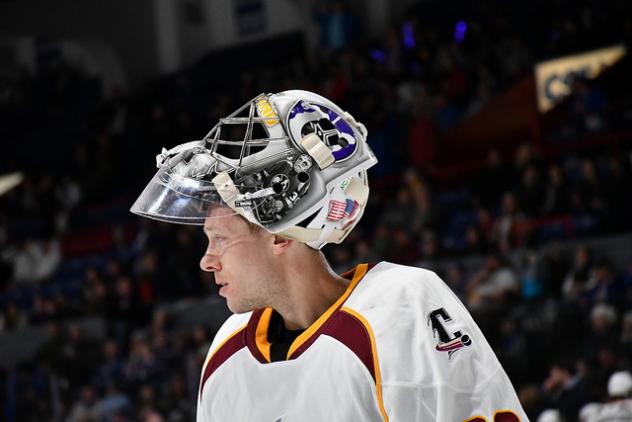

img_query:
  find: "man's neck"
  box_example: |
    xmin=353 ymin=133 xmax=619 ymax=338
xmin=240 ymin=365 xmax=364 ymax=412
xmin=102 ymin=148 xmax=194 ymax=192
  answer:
xmin=272 ymin=253 xmax=350 ymax=331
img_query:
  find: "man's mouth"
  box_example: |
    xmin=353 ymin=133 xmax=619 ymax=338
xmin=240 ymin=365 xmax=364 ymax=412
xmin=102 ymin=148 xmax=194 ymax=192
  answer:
xmin=216 ymin=280 xmax=229 ymax=296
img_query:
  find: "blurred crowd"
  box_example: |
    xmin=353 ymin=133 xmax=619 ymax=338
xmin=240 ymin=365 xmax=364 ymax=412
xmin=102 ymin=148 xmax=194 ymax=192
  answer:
xmin=1 ymin=0 xmax=632 ymax=420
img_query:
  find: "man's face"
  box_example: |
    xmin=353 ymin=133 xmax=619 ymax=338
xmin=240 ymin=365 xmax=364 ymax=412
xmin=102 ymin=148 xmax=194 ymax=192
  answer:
xmin=199 ymin=207 xmax=278 ymax=314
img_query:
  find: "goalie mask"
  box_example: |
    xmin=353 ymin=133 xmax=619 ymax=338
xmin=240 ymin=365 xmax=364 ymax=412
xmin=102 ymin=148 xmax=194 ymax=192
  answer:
xmin=131 ymin=90 xmax=377 ymax=249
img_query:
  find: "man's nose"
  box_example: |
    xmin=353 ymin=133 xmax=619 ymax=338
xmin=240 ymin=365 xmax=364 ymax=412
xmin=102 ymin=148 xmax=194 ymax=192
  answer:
xmin=200 ymin=252 xmax=221 ymax=272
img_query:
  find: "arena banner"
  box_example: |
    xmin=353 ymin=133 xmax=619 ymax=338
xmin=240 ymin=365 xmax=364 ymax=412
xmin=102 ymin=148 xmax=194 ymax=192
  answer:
xmin=535 ymin=44 xmax=626 ymax=112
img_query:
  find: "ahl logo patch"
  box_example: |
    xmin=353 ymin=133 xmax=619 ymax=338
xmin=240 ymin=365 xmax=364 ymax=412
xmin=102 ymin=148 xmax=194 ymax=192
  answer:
xmin=427 ymin=308 xmax=472 ymax=359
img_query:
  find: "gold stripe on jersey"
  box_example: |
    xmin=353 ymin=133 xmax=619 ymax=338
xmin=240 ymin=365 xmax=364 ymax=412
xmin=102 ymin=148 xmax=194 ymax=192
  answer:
xmin=255 ymin=307 xmax=274 ymax=362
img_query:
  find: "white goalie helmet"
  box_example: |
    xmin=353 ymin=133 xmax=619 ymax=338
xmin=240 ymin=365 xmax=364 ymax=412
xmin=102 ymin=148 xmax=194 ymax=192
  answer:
xmin=131 ymin=90 xmax=377 ymax=249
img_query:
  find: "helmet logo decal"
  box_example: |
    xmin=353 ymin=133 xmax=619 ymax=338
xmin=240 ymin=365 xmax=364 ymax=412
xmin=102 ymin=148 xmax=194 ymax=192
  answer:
xmin=256 ymin=97 xmax=279 ymax=127
xmin=288 ymin=101 xmax=357 ymax=162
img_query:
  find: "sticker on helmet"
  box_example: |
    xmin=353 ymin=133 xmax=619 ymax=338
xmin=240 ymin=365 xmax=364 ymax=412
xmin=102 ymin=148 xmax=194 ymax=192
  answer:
xmin=293 ymin=154 xmax=313 ymax=173
xmin=256 ymin=97 xmax=280 ymax=127
xmin=326 ymin=198 xmax=358 ymax=221
xmin=287 ymin=101 xmax=357 ymax=162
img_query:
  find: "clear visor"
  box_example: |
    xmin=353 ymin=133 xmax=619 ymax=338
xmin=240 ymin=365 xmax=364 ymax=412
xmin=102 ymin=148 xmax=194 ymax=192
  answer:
xmin=130 ymin=166 xmax=265 ymax=225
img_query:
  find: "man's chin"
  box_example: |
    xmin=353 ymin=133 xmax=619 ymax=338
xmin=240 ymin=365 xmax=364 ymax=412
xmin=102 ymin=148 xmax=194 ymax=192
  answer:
xmin=226 ymin=299 xmax=253 ymax=315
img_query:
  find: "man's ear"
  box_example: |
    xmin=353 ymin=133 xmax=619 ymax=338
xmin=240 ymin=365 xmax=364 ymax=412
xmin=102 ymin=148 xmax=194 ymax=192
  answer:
xmin=271 ymin=234 xmax=293 ymax=255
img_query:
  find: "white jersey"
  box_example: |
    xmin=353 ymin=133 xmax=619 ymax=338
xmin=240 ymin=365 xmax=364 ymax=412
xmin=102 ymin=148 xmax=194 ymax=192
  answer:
xmin=595 ymin=399 xmax=632 ymax=421
xmin=197 ymin=262 xmax=528 ymax=421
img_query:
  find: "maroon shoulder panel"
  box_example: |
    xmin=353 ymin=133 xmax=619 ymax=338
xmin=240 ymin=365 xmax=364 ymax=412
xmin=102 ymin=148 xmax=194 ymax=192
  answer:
xmin=290 ymin=310 xmax=376 ymax=382
xmin=199 ymin=327 xmax=246 ymax=398
xmin=325 ymin=310 xmax=376 ymax=382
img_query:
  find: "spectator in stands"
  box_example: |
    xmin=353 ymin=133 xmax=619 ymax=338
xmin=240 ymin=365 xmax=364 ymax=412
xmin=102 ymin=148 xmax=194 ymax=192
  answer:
xmin=161 ymin=374 xmax=195 ymax=421
xmin=136 ymin=251 xmax=167 ymax=301
xmin=519 ymin=384 xmax=548 ymax=421
xmin=594 ymin=371 xmax=632 ymax=420
xmin=2 ymin=301 xmax=28 ymax=331
xmin=411 ymin=181 xmax=439 ymax=234
xmin=94 ymin=339 xmax=124 ymax=389
xmin=466 ymin=252 xmax=520 ymax=311
xmin=151 ymin=330 xmax=175 ymax=376
xmin=52 ymin=291 xmax=80 ymax=320
xmin=520 ymin=249 xmax=545 ymax=301
xmin=170 ymin=227 xmax=203 ymax=298
xmin=542 ymin=358 xmax=594 ymax=422
xmin=9 ymin=238 xmax=60 ymax=285
xmin=97 ymin=382 xmax=131 ymax=422
xmin=581 ymin=304 xmax=619 ymax=364
xmin=63 ymin=324 xmax=101 ymax=386
xmin=369 ymin=223 xmax=394 ymax=262
xmin=491 ymin=192 xmax=524 ymax=253
xmin=389 ymin=228 xmax=419 ymax=265
xmin=514 ymin=143 xmax=543 ymax=186
xmin=380 ymin=186 xmax=417 ymax=232
xmin=498 ymin=317 xmax=529 ymax=383
xmin=29 ymin=295 xmax=56 ymax=324
xmin=540 ymin=243 xmax=570 ymax=298
xmin=515 ymin=165 xmax=544 ymax=218
xmin=541 ymin=164 xmax=571 ymax=217
xmin=582 ymin=259 xmax=626 ymax=309
xmin=83 ymin=269 xmax=108 ymax=316
xmin=124 ymin=335 xmax=163 ymax=390
xmin=106 ymin=275 xmax=143 ymax=346
xmin=577 ymin=159 xmax=607 ymax=219
xmin=475 ymin=148 xmax=513 ymax=210
xmin=562 ymin=246 xmax=593 ymax=302
xmin=138 ymin=384 xmax=164 ymax=421
xmin=190 ymin=324 xmax=213 ymax=369
xmin=418 ymin=229 xmax=440 ymax=266
xmin=604 ymin=155 xmax=631 ymax=231
xmin=443 ymin=263 xmax=468 ymax=302
xmin=67 ymin=384 xmax=100 ymax=422
xmin=464 ymin=225 xmax=490 ymax=254
xmin=578 ymin=402 xmax=602 ymax=422
xmin=537 ymin=408 xmax=562 ymax=422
